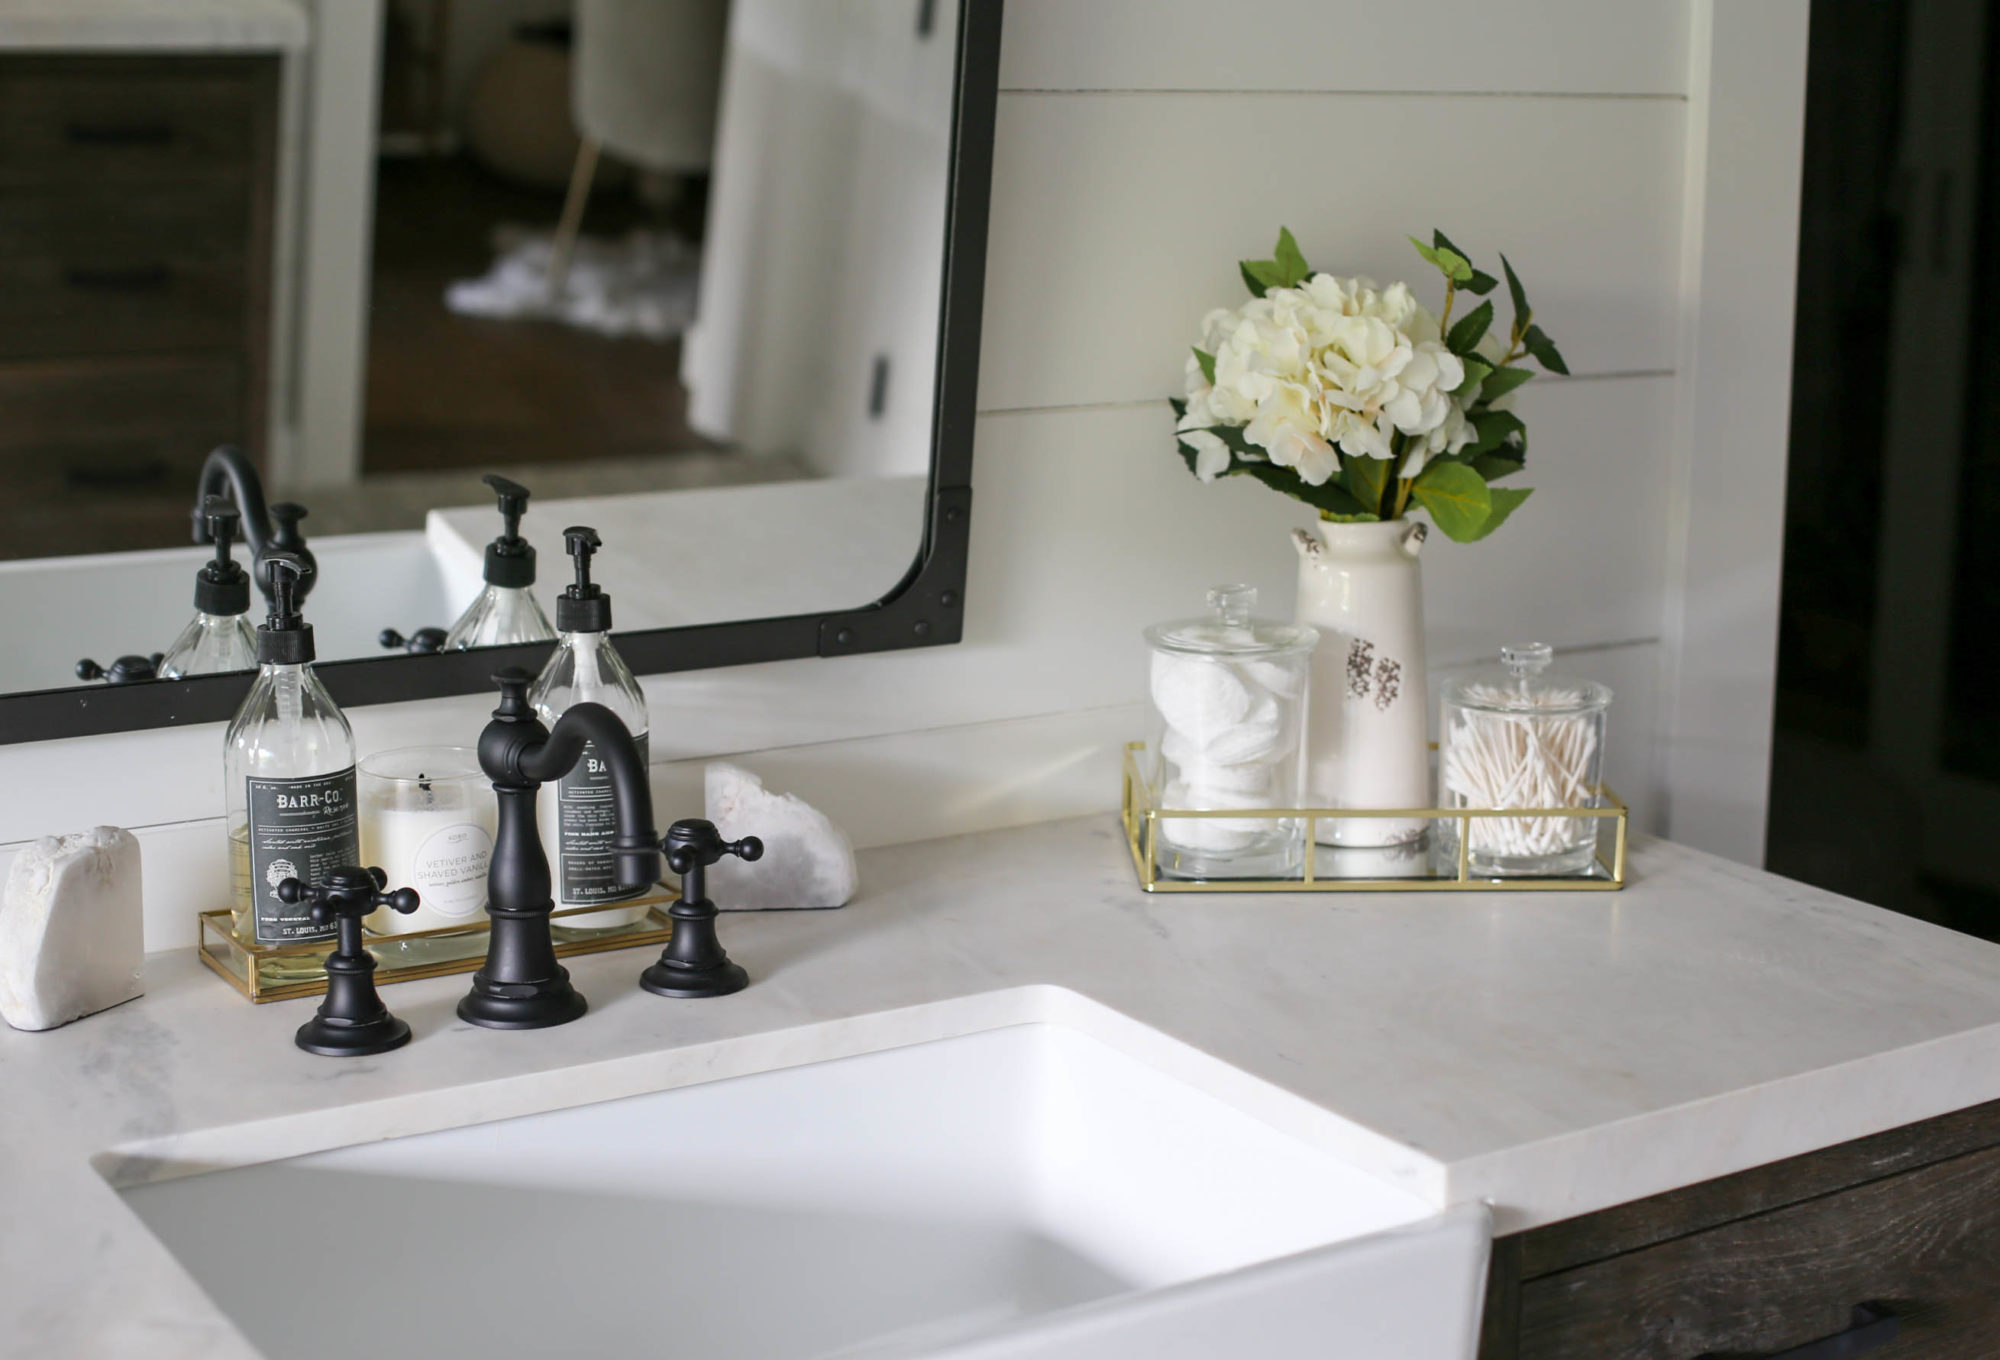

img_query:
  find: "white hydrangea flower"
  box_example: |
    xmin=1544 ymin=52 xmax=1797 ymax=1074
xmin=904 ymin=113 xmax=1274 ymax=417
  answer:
xmin=1181 ymin=429 xmax=1232 ymax=482
xmin=1178 ymin=272 xmax=1474 ymax=490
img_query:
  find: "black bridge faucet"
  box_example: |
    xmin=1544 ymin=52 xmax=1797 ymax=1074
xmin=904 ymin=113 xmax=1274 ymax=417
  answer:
xmin=192 ymin=444 xmax=317 ymax=607
xmin=460 ymin=667 xmax=662 ymax=1029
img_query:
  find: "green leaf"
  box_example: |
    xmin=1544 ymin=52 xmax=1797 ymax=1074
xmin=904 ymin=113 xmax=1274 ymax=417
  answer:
xmin=1480 ymin=364 xmax=1535 ymax=405
xmin=1243 ymin=258 xmax=1288 ymax=293
xmin=1230 ymin=458 xmax=1375 ymax=519
xmin=1410 ymin=236 xmax=1472 ymax=283
xmin=1410 ymin=460 xmax=1493 ymax=542
xmin=1169 ymin=396 xmax=1188 ymax=419
xmin=1191 ymin=347 xmax=1217 ymax=386
xmin=1472 ymin=453 xmax=1526 ymax=481
xmin=1429 ymin=231 xmax=1496 ymax=294
xmin=1523 ymin=323 xmax=1569 ymax=376
xmin=1446 ymin=300 xmax=1494 ymax=357
xmin=1501 ymin=253 xmax=1531 ymax=332
xmin=1340 ymin=452 xmax=1394 ymax=518
xmin=1272 ymin=227 xmax=1311 ymax=287
xmin=1465 ymin=486 xmax=1532 ymax=541
xmin=1239 ymin=260 xmax=1268 ymax=298
xmin=1465 ymin=408 xmax=1525 ymax=456
xmin=1452 ymin=357 xmax=1493 ymax=402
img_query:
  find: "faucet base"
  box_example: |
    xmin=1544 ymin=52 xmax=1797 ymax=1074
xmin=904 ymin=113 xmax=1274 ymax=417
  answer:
xmin=457 ymin=968 xmax=589 ymax=1029
xmin=639 ymin=957 xmax=748 ymax=999
xmin=296 ymin=1012 xmax=412 ymax=1057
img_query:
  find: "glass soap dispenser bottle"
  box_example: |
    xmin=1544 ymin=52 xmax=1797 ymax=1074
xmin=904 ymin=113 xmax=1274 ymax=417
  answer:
xmin=224 ymin=552 xmax=360 ymax=970
xmin=531 ymin=526 xmax=652 ymax=933
xmin=444 ymin=474 xmax=557 ymax=650
xmin=160 ymin=496 xmax=259 ymax=679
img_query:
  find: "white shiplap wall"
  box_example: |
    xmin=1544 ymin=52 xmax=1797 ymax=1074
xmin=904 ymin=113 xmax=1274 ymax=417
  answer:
xmin=0 ymin=2 xmax=1712 ymax=950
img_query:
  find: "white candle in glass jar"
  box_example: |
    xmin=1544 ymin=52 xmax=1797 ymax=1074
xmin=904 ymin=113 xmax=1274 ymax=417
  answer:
xmin=358 ymin=748 xmax=496 ymax=934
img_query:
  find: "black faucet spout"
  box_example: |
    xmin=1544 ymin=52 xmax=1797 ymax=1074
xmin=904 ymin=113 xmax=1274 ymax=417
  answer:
xmin=459 ymin=671 xmax=661 ymax=1030
xmin=193 ymin=445 xmax=270 ymax=559
xmin=521 ymin=703 xmax=662 ymax=886
xmin=193 ymin=445 xmax=317 ymax=606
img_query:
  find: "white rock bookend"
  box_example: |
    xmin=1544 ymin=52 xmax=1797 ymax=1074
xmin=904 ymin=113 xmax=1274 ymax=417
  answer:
xmin=0 ymin=827 xmax=144 ymax=1032
xmin=705 ymin=763 xmax=858 ymax=910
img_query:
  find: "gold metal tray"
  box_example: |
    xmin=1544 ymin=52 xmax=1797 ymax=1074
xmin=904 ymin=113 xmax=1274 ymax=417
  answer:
xmin=1122 ymin=743 xmax=1626 ymax=892
xmin=197 ymin=886 xmax=680 ymax=1003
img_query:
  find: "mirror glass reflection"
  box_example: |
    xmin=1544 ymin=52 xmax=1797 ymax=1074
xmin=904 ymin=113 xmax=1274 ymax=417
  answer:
xmin=7 ymin=0 xmax=957 ymax=693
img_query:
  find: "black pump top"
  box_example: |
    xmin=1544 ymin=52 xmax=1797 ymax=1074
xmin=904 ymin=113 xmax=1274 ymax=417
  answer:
xmin=481 ymin=473 xmax=538 ymax=588
xmin=556 ymin=525 xmax=611 ymax=633
xmin=194 ymin=495 xmax=252 ymax=617
xmin=256 ymin=552 xmax=315 ymax=665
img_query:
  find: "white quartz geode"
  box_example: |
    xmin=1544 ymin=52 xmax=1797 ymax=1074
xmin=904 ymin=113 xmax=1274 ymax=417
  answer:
xmin=705 ymin=763 xmax=857 ymax=910
xmin=0 ymin=827 xmax=144 ymax=1032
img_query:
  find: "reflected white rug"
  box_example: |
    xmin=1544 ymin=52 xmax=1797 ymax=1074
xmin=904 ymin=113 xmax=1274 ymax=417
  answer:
xmin=445 ymin=225 xmax=700 ymax=340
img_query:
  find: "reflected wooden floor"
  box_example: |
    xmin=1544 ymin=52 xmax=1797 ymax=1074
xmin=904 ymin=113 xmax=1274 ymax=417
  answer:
xmin=363 ymin=154 xmax=712 ymax=475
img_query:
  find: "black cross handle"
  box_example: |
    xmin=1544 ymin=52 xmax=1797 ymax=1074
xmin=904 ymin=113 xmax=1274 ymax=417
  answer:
xmin=277 ymin=866 xmax=420 ymax=1057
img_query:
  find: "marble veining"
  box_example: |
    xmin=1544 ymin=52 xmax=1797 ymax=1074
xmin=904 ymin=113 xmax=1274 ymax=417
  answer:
xmin=11 ymin=817 xmax=2000 ymax=1358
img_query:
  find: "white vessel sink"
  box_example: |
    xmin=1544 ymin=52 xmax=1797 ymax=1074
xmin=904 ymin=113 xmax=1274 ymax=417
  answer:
xmin=119 ymin=1020 xmax=1489 ymax=1360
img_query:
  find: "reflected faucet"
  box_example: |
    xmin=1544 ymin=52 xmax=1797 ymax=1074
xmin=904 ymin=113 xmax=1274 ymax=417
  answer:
xmin=459 ymin=667 xmax=662 ymax=1029
xmin=191 ymin=445 xmax=317 ymax=607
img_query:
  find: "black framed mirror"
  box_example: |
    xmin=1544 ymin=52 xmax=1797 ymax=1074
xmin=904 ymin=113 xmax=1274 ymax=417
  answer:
xmin=0 ymin=0 xmax=1001 ymax=744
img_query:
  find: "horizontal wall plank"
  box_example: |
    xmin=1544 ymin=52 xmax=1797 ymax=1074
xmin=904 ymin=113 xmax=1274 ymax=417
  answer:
xmin=999 ymin=1 xmax=1690 ymax=97
xmin=1425 ymin=375 xmax=1675 ymax=665
xmin=979 ymin=92 xmax=1684 ymax=410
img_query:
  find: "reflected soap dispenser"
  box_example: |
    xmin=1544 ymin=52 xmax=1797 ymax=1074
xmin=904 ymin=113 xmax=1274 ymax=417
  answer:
xmin=530 ymin=526 xmax=652 ymax=933
xmin=160 ymin=496 xmax=259 ymax=679
xmin=443 ymin=474 xmax=557 ymax=650
xmin=223 ymin=553 xmax=359 ymax=964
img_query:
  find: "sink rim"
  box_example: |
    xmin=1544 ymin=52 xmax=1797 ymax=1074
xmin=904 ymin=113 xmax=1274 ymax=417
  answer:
xmin=93 ymin=984 xmax=1449 ymax=1207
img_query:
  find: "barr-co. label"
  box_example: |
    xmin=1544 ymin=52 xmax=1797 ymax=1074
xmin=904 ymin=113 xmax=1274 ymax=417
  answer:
xmin=247 ymin=766 xmax=359 ymax=944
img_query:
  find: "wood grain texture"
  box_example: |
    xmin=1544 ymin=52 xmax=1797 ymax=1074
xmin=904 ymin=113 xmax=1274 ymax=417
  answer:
xmin=0 ymin=54 xmax=260 ymax=182
xmin=978 ymin=92 xmax=1684 ymax=411
xmin=0 ymin=355 xmax=240 ymax=449
xmin=1517 ymin=1142 xmax=2000 ymax=1358
xmin=0 ymin=180 xmax=247 ymax=360
xmin=1520 ymin=1096 xmax=2000 ymax=1279
xmin=1479 ymin=1234 xmax=1523 ymax=1360
xmin=998 ymin=1 xmax=1690 ymax=96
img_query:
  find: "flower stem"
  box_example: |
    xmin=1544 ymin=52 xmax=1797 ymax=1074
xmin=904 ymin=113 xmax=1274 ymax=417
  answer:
xmin=1439 ymin=282 xmax=1457 ymax=333
xmin=1387 ymin=433 xmax=1412 ymax=519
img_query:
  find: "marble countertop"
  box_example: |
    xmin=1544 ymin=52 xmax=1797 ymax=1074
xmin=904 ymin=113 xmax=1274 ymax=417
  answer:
xmin=0 ymin=0 xmax=305 ymax=51
xmin=11 ymin=817 xmax=2000 ymax=1358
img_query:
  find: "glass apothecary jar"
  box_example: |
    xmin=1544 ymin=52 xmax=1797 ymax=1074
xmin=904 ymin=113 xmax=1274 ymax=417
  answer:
xmin=1438 ymin=643 xmax=1611 ymax=877
xmin=1144 ymin=585 xmax=1317 ymax=879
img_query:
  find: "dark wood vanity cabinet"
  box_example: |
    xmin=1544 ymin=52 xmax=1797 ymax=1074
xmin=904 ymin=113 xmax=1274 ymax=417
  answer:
xmin=0 ymin=54 xmax=277 ymax=537
xmin=1479 ymin=1099 xmax=2000 ymax=1358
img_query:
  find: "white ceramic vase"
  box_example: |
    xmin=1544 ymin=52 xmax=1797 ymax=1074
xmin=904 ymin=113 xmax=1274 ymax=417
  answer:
xmin=1293 ymin=519 xmax=1430 ymax=846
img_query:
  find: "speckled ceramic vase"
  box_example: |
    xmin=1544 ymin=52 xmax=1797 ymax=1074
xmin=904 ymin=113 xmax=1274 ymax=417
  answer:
xmin=1292 ymin=518 xmax=1431 ymax=847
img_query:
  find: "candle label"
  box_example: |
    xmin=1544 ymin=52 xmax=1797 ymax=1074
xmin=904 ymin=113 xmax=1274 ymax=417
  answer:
xmin=555 ymin=733 xmax=650 ymax=903
xmin=408 ymin=822 xmax=493 ymax=920
xmin=247 ymin=767 xmax=358 ymax=944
